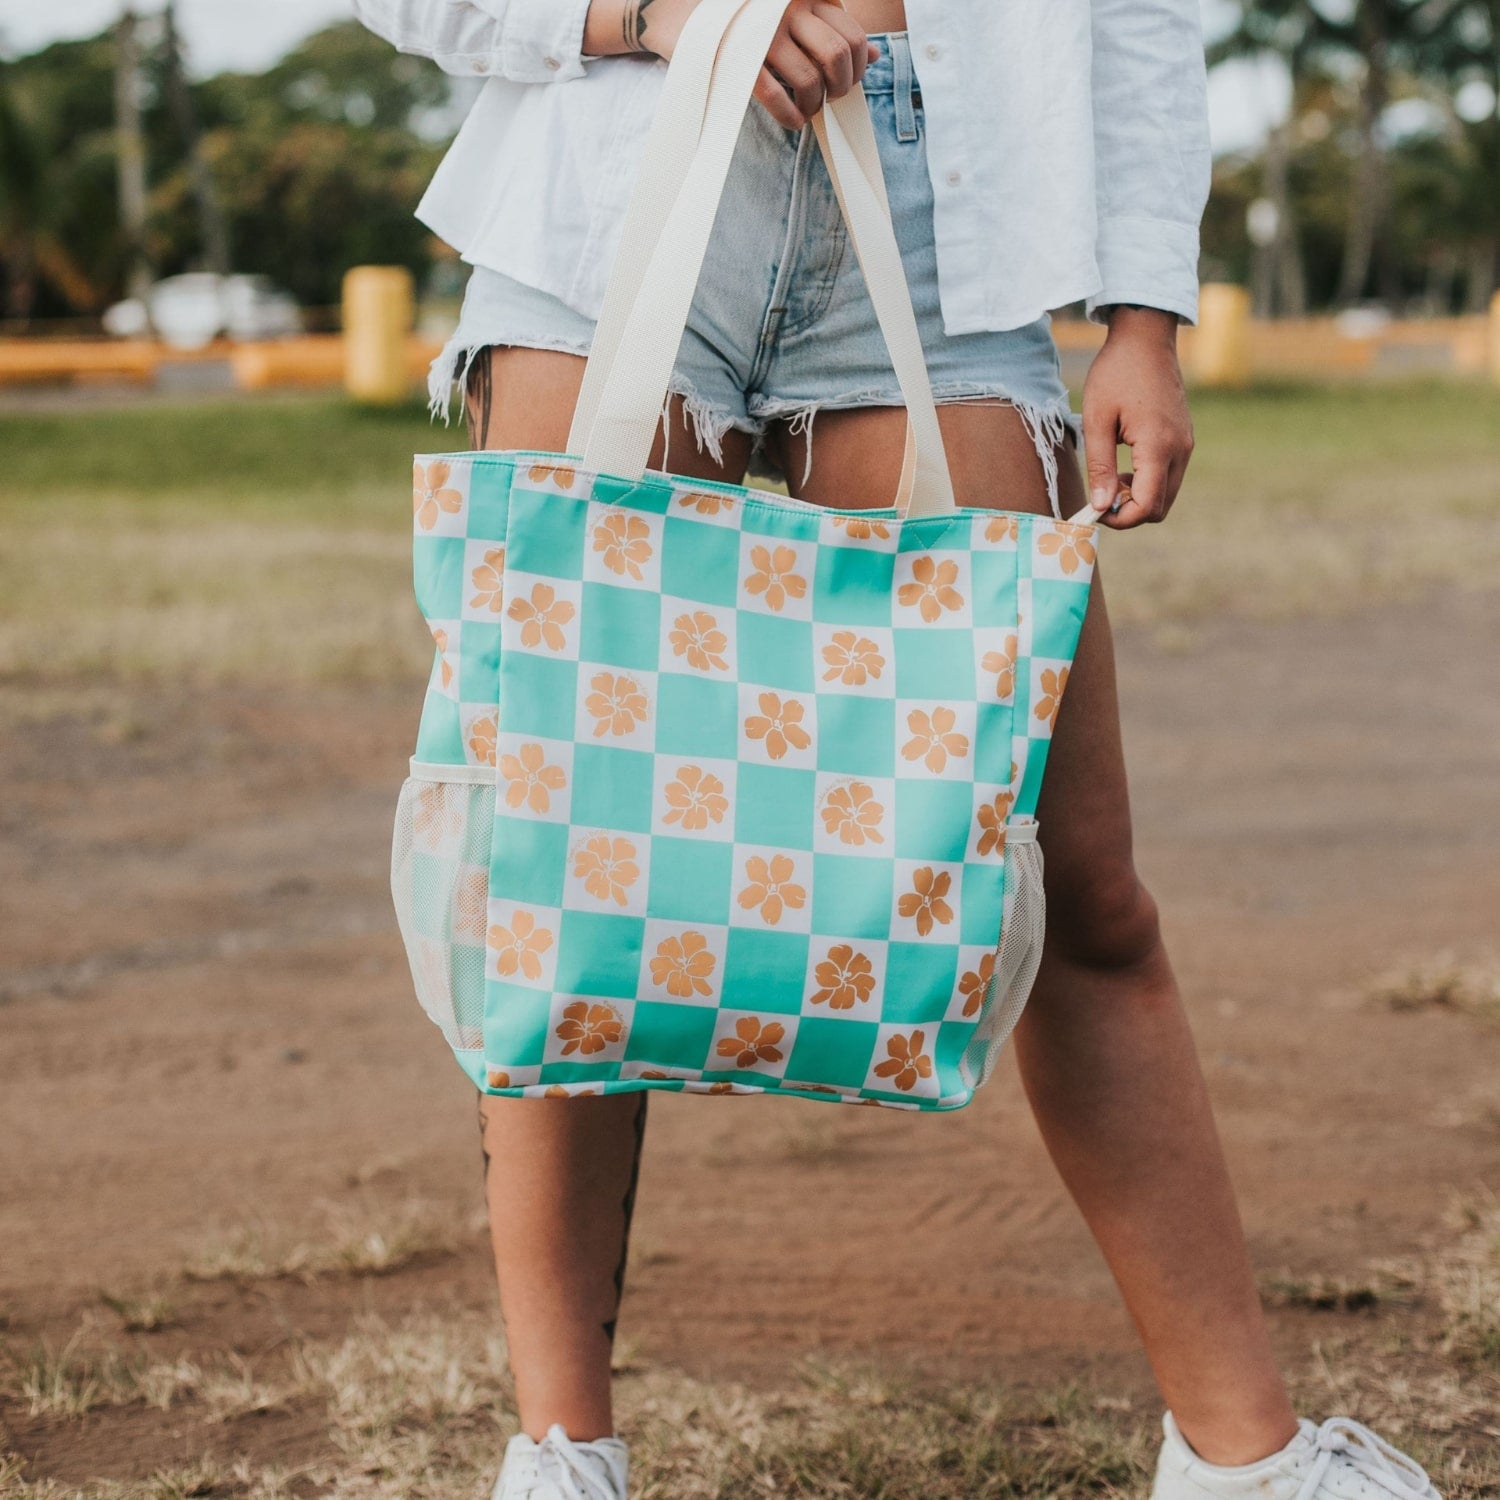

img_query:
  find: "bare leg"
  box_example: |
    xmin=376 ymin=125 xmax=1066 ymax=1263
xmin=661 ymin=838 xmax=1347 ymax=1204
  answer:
xmin=469 ymin=347 xmax=753 ymax=1441
xmin=787 ymin=402 xmax=1300 ymax=1466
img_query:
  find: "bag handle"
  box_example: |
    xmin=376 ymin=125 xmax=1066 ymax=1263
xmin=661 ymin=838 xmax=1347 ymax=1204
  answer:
xmin=569 ymin=0 xmax=957 ymax=519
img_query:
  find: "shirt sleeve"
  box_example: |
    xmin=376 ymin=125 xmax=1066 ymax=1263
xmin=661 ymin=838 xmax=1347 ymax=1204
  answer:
xmin=351 ymin=0 xmax=593 ymax=84
xmin=1085 ymin=0 xmax=1211 ymax=325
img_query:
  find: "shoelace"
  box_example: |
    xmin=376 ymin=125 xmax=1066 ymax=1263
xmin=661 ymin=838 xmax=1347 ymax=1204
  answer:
xmin=1293 ymin=1418 xmax=1432 ymax=1500
xmin=526 ymin=1424 xmax=622 ymax=1500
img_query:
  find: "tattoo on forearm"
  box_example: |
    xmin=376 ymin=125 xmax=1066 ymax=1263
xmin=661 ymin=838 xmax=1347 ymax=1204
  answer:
xmin=621 ymin=0 xmax=663 ymax=53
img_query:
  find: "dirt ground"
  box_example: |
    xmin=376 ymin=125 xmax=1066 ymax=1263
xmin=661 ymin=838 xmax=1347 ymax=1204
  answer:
xmin=2 ymin=586 xmax=1498 ymax=1486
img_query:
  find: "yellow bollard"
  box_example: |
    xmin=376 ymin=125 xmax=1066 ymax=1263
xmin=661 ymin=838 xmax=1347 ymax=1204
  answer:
xmin=1489 ymin=290 xmax=1500 ymax=387
xmin=343 ymin=265 xmax=415 ymax=404
xmin=1192 ymin=282 xmax=1252 ymax=387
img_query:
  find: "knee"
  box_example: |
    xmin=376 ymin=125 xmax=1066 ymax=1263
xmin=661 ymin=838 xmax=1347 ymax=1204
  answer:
xmin=1044 ymin=862 xmax=1163 ymax=974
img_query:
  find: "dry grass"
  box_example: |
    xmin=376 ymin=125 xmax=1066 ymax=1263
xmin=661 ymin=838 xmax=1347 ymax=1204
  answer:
xmin=98 ymin=1292 xmax=178 ymax=1335
xmin=1368 ymin=956 xmax=1500 ymax=1024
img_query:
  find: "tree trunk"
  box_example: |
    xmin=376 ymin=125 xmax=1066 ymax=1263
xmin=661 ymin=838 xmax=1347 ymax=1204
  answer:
xmin=113 ymin=10 xmax=154 ymax=309
xmin=163 ymin=0 xmax=232 ymax=275
xmin=1336 ymin=37 xmax=1390 ymax=307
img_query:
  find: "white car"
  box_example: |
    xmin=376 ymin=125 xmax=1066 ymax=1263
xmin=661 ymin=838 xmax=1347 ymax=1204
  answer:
xmin=103 ymin=274 xmax=303 ymax=349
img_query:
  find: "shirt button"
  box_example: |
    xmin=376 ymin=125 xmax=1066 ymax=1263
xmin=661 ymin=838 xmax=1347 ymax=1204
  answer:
xmin=925 ymin=43 xmax=941 ymax=60
xmin=471 ymin=58 xmax=486 ymax=72
xmin=946 ymin=168 xmax=963 ymax=186
xmin=544 ymin=55 xmax=561 ymax=70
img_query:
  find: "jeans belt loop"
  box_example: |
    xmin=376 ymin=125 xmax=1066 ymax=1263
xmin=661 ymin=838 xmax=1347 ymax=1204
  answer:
xmin=892 ymin=34 xmax=919 ymax=142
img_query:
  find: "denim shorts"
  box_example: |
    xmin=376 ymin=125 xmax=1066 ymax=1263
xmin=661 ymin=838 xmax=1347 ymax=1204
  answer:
xmin=433 ymin=33 xmax=1080 ymax=507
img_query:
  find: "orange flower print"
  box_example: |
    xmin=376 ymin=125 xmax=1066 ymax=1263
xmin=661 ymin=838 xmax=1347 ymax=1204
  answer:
xmin=898 ymin=867 xmax=955 ymax=937
xmin=744 ymin=692 xmax=811 ymax=761
xmin=430 ymin=626 xmax=454 ymax=690
xmin=593 ymin=512 xmax=654 ymax=580
xmin=668 ymin=610 xmax=728 ymax=673
xmin=1034 ymin=666 xmax=1069 ymax=731
xmin=485 ymin=1067 xmax=512 ymax=1089
xmin=585 ymin=671 xmax=649 ymax=738
xmin=468 ymin=547 xmax=506 ymax=613
xmin=901 ymin=707 xmax=970 ymax=774
xmin=453 ymin=867 xmax=488 ymax=941
xmin=649 ymin=932 xmax=716 ymax=999
xmin=831 ymin=514 xmax=891 ymax=540
xmin=499 ymin=742 xmax=567 ymax=815
xmin=413 ymin=459 xmax=463 ymax=530
xmin=873 ymin=1029 xmax=934 ymax=1092
xmin=1037 ymin=524 xmax=1097 ymax=576
xmin=958 ymin=953 xmax=995 ymax=1017
xmin=744 ymin=544 xmax=808 ymax=612
xmin=556 ymin=999 xmax=624 ymax=1057
xmin=821 ymin=630 xmax=885 ymax=686
xmin=981 ymin=633 xmax=1018 ymax=701
xmin=975 ymin=790 xmax=1013 ymax=858
xmin=678 ymin=491 xmax=734 ymax=515
xmin=574 ymin=835 xmax=640 ymax=908
xmin=507 ymin=582 xmax=574 ymax=652
xmin=737 ymin=854 xmax=806 ymax=925
xmin=716 ymin=1016 xmax=786 ymax=1069
xmin=897 ymin=555 xmax=965 ymax=622
xmin=810 ymin=945 xmax=876 ymax=1010
xmin=985 ymin=514 xmax=1019 ymax=546
xmin=467 ymin=713 xmax=497 ymax=767
xmin=820 ymin=781 xmax=885 ymax=847
xmin=663 ymin=765 xmax=729 ymax=831
xmin=412 ymin=783 xmax=458 ymax=843
xmin=487 ymin=909 xmax=553 ymax=981
xmin=528 ymin=463 xmax=576 ymax=489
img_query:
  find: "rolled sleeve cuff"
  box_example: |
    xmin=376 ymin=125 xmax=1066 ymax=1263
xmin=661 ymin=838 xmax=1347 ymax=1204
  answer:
xmin=479 ymin=0 xmax=592 ymax=81
xmin=1086 ymin=215 xmax=1202 ymax=326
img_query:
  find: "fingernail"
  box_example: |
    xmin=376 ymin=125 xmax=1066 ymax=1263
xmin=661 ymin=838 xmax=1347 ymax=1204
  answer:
xmin=1090 ymin=487 xmax=1111 ymax=512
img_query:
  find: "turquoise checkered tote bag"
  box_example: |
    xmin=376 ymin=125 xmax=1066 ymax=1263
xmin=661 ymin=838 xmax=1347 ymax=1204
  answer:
xmin=391 ymin=0 xmax=1099 ymax=1110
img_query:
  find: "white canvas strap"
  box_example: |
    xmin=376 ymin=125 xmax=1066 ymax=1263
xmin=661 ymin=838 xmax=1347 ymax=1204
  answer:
xmin=571 ymin=0 xmax=957 ymax=518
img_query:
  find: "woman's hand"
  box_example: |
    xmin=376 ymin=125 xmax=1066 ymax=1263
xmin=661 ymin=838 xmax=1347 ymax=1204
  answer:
xmin=1081 ymin=307 xmax=1195 ymax=529
xmin=584 ymin=0 xmax=877 ymax=130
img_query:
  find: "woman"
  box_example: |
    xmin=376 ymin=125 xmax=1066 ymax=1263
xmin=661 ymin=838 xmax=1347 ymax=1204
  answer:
xmin=357 ymin=2 xmax=1440 ymax=1497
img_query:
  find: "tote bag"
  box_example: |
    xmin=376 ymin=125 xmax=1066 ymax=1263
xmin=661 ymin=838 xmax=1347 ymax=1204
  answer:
xmin=392 ymin=0 xmax=1099 ymax=1110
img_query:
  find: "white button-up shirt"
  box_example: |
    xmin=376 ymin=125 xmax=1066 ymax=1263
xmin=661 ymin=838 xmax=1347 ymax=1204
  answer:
xmin=354 ymin=0 xmax=1211 ymax=333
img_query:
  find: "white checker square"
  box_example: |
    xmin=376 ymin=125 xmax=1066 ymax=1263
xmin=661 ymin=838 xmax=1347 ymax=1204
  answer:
xmin=736 ymin=533 xmax=816 ymax=621
xmin=651 ymin=755 xmax=737 ymax=841
xmin=820 ymin=512 xmax=901 ymax=552
xmin=620 ymin=1060 xmax=701 ymax=1082
xmin=451 ymin=863 xmax=490 ymax=946
xmin=890 ymin=858 xmax=963 ymax=944
xmin=461 ymin=539 xmax=508 ymax=624
xmin=893 ymin=549 xmax=973 ymax=628
xmin=895 ymin=699 xmax=977 ymax=782
xmin=575 ymin=663 xmax=657 ymax=752
xmin=972 ymin=626 xmax=1020 ymax=706
xmin=659 ymin=595 xmax=737 ymax=679
xmin=426 ymin=620 xmax=461 ymax=700
xmin=814 ymin=774 xmax=894 ymax=858
xmin=563 ymin=829 xmax=652 ymax=918
xmin=668 ymin=484 xmax=741 ymax=527
xmin=461 ymin=706 xmax=500 ymax=769
xmin=801 ymin=937 xmax=888 ymax=1018
xmin=511 ymin=459 xmax=586 ymax=497
xmin=865 ymin=1021 xmax=942 ymax=1100
xmin=481 ymin=1062 xmax=541 ymax=1090
xmin=1007 ymin=738 xmax=1028 ymax=799
xmin=485 ymin=900 xmax=562 ymax=990
xmin=812 ymin=624 xmax=895 ymax=697
xmin=736 ymin=683 xmax=817 ymax=769
xmin=1029 ymin=519 xmax=1098 ymax=583
xmin=637 ymin=920 xmax=729 ymax=1006
xmin=973 ymin=510 xmax=1021 ymax=553
xmin=1027 ymin=657 xmax=1072 ymax=743
xmin=495 ymin=733 xmax=574 ymax=824
xmin=968 ymin=781 xmax=1014 ymax=863
xmin=521 ymin=1082 xmax=605 ymax=1098
xmin=582 ymin=501 xmax=664 ymax=591
xmin=729 ymin=843 xmax=812 ymax=932
xmin=1015 ymin=575 xmax=1034 ymax=661
xmin=412 ymin=455 xmax=471 ymax=537
xmin=707 ymin=1009 xmax=798 ymax=1079
xmin=543 ymin=993 xmax=634 ymax=1066
xmin=501 ymin=568 xmax=582 ymax=659
xmin=945 ymin=944 xmax=998 ymax=1023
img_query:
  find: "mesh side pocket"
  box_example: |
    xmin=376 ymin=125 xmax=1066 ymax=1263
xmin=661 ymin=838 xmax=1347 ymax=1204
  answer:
xmin=390 ymin=775 xmax=494 ymax=1054
xmin=962 ymin=822 xmax=1046 ymax=1090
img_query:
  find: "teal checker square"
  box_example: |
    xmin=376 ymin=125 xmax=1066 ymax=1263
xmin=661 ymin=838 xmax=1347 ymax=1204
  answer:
xmin=896 ymin=513 xmax=968 ymax=553
xmin=556 ymin=909 xmax=646 ymax=999
xmin=579 ymin=582 xmax=662 ymax=672
xmin=482 ymin=981 xmax=551 ymax=1067
xmin=596 ymin=474 xmax=673 ymax=514
xmin=569 ymin=744 xmax=655 ymax=836
xmin=785 ymin=1015 xmax=879 ymax=1090
xmin=1017 ymin=738 xmax=1050 ymax=818
xmin=646 ymin=836 xmax=733 ymax=925
xmin=733 ymin=763 xmax=815 ymax=849
xmin=538 ymin=1057 xmax=624 ymax=1086
xmin=655 ymin=674 xmax=738 ymax=760
xmin=408 ymin=850 xmax=455 ymax=936
xmin=934 ymin=1017 xmax=980 ymax=1079
xmin=736 ymin=611 xmax=815 ymax=693
xmin=499 ymin=656 xmax=578 ymax=740
xmin=814 ymin=696 xmax=896 ymax=778
xmin=505 ymin=485 xmax=585 ymax=578
xmin=1029 ymin=577 xmax=1092 ymax=659
xmin=456 ymin=619 xmax=501 ymax=687
xmin=811 ymin=544 xmax=896 ymax=626
xmin=894 ymin=779 xmax=974 ymax=863
xmin=660 ymin=514 xmax=741 ymax=608
xmin=972 ymin=702 xmax=1016 ymax=786
xmin=969 ymin=550 xmax=1022 ymax=630
xmin=488 ymin=817 xmax=569 ymax=907
xmin=892 ymin=629 xmax=976 ymax=700
xmin=959 ymin=862 xmax=1007 ymax=947
xmin=810 ymin=854 xmax=894 ymax=940
xmin=719 ymin=928 xmax=811 ymax=1013
xmin=880 ymin=941 xmax=959 ymax=1025
xmin=466 ymin=456 xmax=515 ymax=535
xmin=413 ymin=534 xmax=467 ymax=621
xmin=413 ymin=693 xmax=463 ymax=764
xmin=624 ymin=1000 xmax=717 ymax=1069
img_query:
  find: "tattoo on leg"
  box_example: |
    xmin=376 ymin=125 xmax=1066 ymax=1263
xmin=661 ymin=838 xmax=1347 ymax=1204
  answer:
xmin=621 ymin=0 xmax=663 ymax=53
xmin=601 ymin=1093 xmax=649 ymax=1344
xmin=477 ymin=1092 xmax=493 ymax=1189
xmin=465 ymin=345 xmax=494 ymax=451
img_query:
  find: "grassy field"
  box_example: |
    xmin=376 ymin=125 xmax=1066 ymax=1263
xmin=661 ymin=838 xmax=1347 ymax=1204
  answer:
xmin=2 ymin=383 xmax=1498 ymax=690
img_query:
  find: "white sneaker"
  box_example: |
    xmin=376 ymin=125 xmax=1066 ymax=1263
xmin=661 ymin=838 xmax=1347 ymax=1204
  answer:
xmin=1151 ymin=1412 xmax=1440 ymax=1500
xmin=492 ymin=1423 xmax=629 ymax=1500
